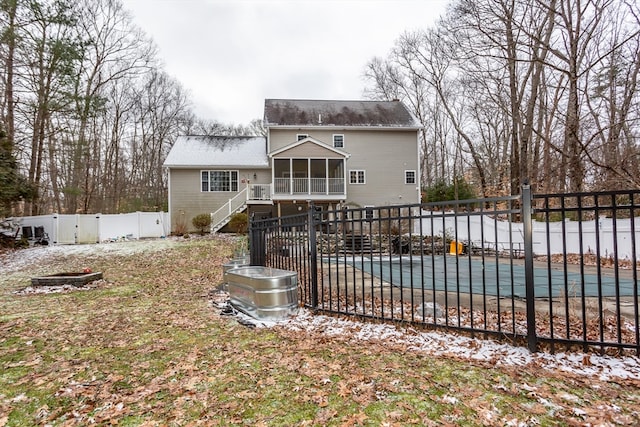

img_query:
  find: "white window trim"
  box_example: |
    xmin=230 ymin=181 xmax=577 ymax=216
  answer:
xmin=349 ymin=169 xmax=366 ymax=185
xmin=404 ymin=170 xmax=417 ymax=185
xmin=200 ymin=170 xmax=239 ymax=192
xmin=333 ymin=134 xmax=344 ymax=148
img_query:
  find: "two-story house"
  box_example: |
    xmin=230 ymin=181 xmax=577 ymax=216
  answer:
xmin=163 ymin=99 xmax=421 ymax=233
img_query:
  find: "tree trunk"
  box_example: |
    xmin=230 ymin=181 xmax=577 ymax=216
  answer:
xmin=2 ymin=0 xmax=17 ymax=150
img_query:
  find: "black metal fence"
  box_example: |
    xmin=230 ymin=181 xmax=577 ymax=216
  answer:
xmin=249 ymin=186 xmax=640 ymax=355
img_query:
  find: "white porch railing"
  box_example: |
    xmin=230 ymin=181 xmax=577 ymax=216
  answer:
xmin=273 ymin=177 xmax=345 ymax=195
xmin=247 ymin=184 xmax=272 ymax=201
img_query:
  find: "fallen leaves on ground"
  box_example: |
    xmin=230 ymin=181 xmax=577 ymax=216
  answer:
xmin=0 ymin=236 xmax=639 ymax=426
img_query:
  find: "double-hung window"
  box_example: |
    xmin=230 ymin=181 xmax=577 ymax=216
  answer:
xmin=333 ymin=134 xmax=344 ymax=148
xmin=349 ymin=170 xmax=366 ymax=184
xmin=201 ymin=170 xmax=239 ymax=192
xmin=405 ymin=170 xmax=416 ymax=184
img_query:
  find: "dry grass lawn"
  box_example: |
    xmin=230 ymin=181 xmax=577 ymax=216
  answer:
xmin=1 ymin=236 xmax=639 ymax=426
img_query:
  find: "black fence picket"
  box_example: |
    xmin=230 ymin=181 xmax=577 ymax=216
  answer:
xmin=249 ymin=188 xmax=640 ymax=355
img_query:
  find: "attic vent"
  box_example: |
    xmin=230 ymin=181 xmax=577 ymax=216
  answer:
xmin=318 ymin=113 xmax=322 ymax=124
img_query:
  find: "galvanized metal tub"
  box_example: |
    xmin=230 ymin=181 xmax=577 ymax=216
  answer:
xmin=226 ymin=266 xmax=298 ymax=320
xmin=222 ymin=257 xmax=250 ymax=275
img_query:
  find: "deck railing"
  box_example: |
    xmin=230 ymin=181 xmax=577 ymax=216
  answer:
xmin=272 ymin=177 xmax=345 ymax=195
xmin=247 ymin=184 xmax=272 ymax=201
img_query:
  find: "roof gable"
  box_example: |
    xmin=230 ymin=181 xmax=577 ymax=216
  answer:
xmin=264 ymin=99 xmax=419 ymax=127
xmin=163 ymin=135 xmax=268 ymax=168
xmin=269 ymin=137 xmax=350 ymax=158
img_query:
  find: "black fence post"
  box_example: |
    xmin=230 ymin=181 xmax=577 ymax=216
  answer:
xmin=249 ymin=213 xmax=265 ymax=266
xmin=308 ymin=202 xmax=318 ymax=309
xmin=522 ymin=184 xmax=537 ymax=352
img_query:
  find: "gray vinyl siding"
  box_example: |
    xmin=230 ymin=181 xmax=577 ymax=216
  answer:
xmin=168 ymin=167 xmax=268 ymax=233
xmin=269 ymin=128 xmax=420 ymax=207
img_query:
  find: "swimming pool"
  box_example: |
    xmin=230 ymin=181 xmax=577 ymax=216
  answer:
xmin=334 ymin=255 xmax=637 ymax=299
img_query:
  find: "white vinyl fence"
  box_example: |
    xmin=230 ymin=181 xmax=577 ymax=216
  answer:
xmin=417 ymin=210 xmax=640 ymax=260
xmin=16 ymin=212 xmax=170 ymax=245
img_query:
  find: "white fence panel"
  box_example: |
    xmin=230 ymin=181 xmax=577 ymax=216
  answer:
xmin=14 ymin=212 xmax=170 ymax=245
xmin=77 ymin=214 xmax=99 ymax=244
xmin=533 ymin=217 xmax=640 ymax=260
xmin=418 ymin=210 xmax=640 ymax=259
xmin=138 ymin=212 xmax=170 ymax=238
xmin=417 ymin=213 xmax=524 ymax=249
xmin=55 ymin=214 xmax=78 ymax=244
xmin=100 ymin=213 xmax=140 ymax=241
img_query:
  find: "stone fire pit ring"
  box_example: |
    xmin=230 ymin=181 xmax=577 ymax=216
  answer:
xmin=31 ymin=272 xmax=103 ymax=287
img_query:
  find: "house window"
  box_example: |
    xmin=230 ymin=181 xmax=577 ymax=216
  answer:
xmin=405 ymin=170 xmax=416 ymax=184
xmin=349 ymin=170 xmax=366 ymax=184
xmin=365 ymin=206 xmax=374 ymax=221
xmin=201 ymin=170 xmax=239 ymax=192
xmin=333 ymin=134 xmax=344 ymax=148
xmin=297 ymin=134 xmax=308 ymax=141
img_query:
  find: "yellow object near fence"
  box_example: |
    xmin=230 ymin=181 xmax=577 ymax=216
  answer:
xmin=449 ymin=241 xmax=464 ymax=255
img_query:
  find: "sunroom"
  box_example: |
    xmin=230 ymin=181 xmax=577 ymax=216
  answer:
xmin=268 ymin=137 xmax=349 ymax=200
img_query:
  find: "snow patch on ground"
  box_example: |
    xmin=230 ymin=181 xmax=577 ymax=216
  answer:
xmin=0 ymin=238 xmax=178 ymax=275
xmin=12 ymin=280 xmax=109 ymax=295
xmin=250 ymin=309 xmax=640 ymax=382
xmin=216 ymin=301 xmax=640 ymax=382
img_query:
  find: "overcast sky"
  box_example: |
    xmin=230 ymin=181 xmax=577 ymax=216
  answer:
xmin=124 ymin=0 xmax=450 ymax=125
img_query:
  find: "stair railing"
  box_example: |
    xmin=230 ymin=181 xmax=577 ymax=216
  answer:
xmin=210 ymin=187 xmax=248 ymax=231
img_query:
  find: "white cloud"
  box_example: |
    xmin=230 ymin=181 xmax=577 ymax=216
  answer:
xmin=124 ymin=0 xmax=450 ymax=124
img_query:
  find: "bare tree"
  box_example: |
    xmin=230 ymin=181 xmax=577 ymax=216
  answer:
xmin=127 ymin=70 xmax=190 ymax=211
xmin=364 ymin=0 xmax=640 ymax=196
xmin=0 ymin=0 xmax=18 ymax=147
xmin=18 ymin=0 xmax=80 ymax=215
xmin=66 ymin=0 xmax=156 ymax=213
xmin=0 ymin=0 xmax=257 ymax=216
xmin=581 ymin=1 xmax=640 ymax=189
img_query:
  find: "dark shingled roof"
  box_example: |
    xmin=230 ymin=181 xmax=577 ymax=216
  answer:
xmin=264 ymin=99 xmax=419 ymax=127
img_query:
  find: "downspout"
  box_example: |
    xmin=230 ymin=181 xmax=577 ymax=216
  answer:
xmin=416 ymin=129 xmax=422 ymax=204
xmin=166 ymin=166 xmax=172 ymax=233
xmin=343 ymin=157 xmax=348 ymax=201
